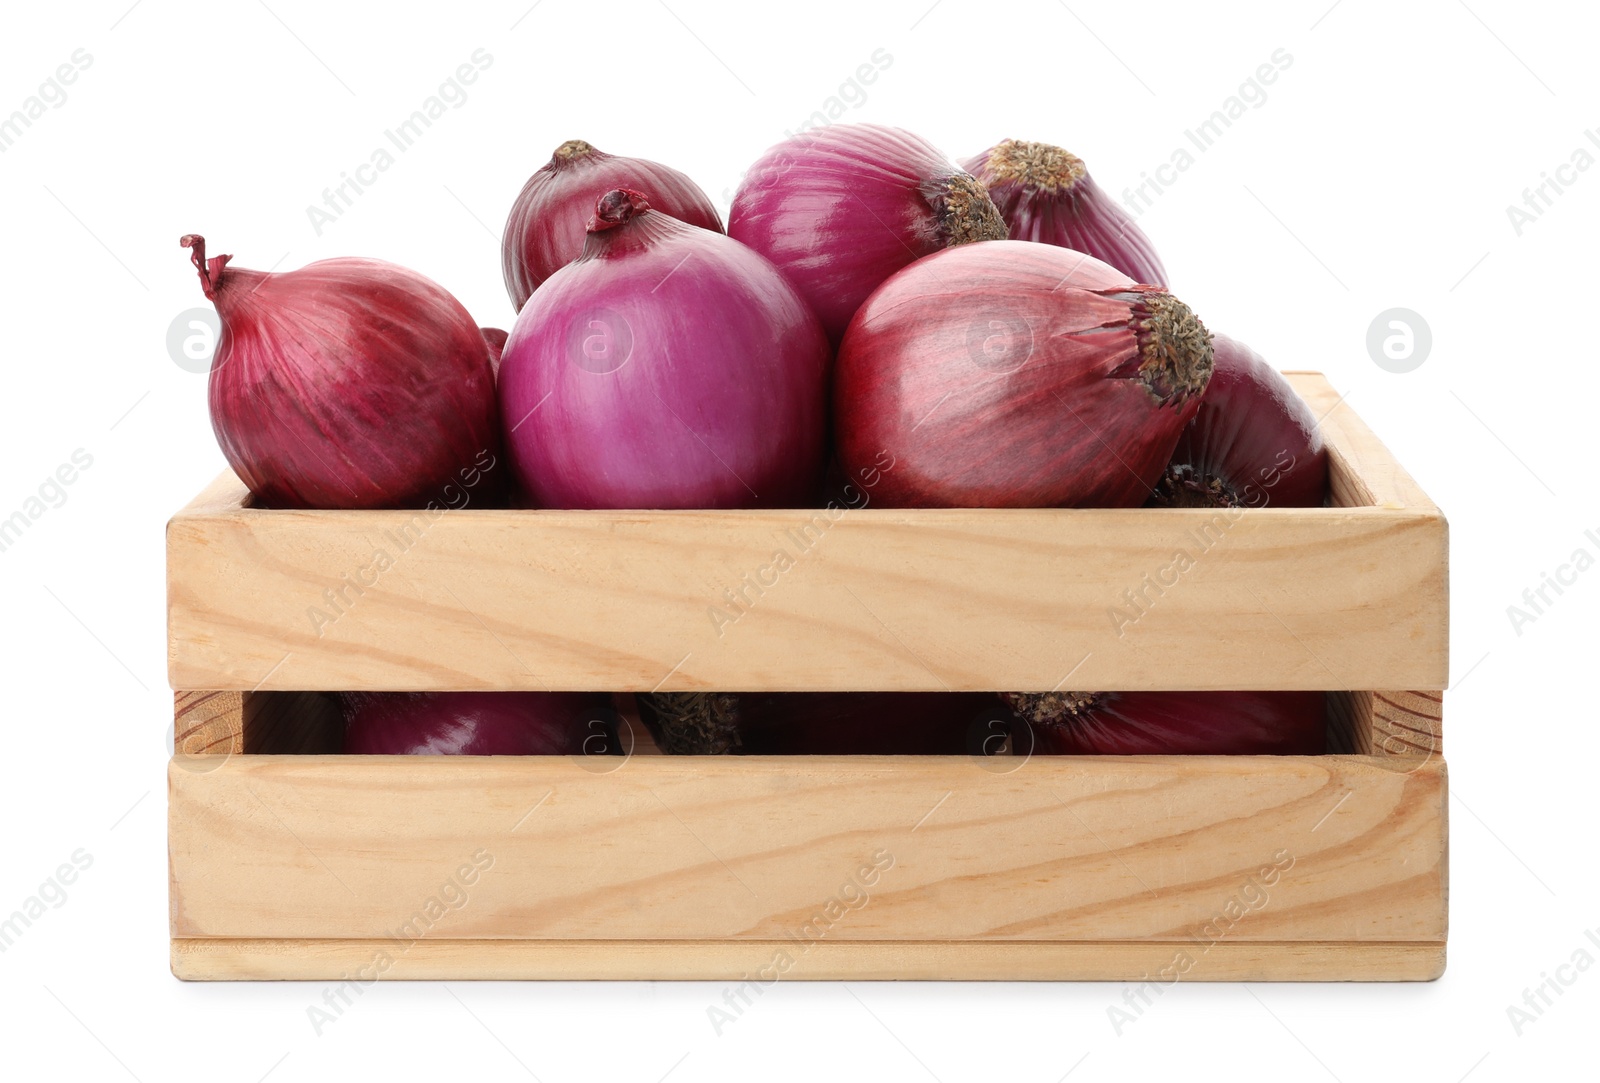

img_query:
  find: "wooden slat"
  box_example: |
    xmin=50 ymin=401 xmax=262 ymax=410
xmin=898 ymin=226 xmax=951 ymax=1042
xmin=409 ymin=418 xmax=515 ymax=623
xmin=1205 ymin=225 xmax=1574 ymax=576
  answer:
xmin=169 ymin=754 xmax=1446 ymax=944
xmin=171 ymin=937 xmax=1446 ymax=982
xmin=166 ymin=376 xmax=1447 ymax=694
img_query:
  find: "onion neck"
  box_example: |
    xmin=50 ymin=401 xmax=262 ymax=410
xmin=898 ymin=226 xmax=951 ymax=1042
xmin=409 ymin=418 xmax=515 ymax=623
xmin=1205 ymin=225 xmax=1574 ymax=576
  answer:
xmin=550 ymin=139 xmax=603 ymax=167
xmin=980 ymin=140 xmax=1087 ymax=194
xmin=580 ymin=189 xmax=693 ymax=259
xmin=923 ymin=173 xmax=1008 ymax=247
xmin=1001 ymin=691 xmax=1107 ymax=728
xmin=1150 ymin=464 xmax=1239 ymax=508
xmin=640 ymin=692 xmax=742 ymax=754
xmin=1122 ymin=290 xmax=1213 ymax=407
xmin=180 ymin=233 xmax=233 ymax=303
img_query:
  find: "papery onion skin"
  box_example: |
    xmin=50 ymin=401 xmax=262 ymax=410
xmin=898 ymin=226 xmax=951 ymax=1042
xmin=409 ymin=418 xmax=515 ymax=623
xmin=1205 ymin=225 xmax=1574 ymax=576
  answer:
xmin=339 ymin=691 xmax=611 ymax=755
xmin=1149 ymin=334 xmax=1328 ymax=509
xmin=181 ymin=235 xmax=503 ymax=510
xmin=499 ymin=190 xmax=830 ymax=510
xmin=502 ymin=139 xmax=723 ymax=311
xmin=638 ymin=692 xmax=998 ymax=754
xmin=834 ymin=240 xmax=1213 ymax=508
xmin=729 ymin=123 xmax=1008 ymax=344
xmin=1002 ymin=690 xmax=1326 ymax=755
xmin=964 ymin=139 xmax=1168 ymax=287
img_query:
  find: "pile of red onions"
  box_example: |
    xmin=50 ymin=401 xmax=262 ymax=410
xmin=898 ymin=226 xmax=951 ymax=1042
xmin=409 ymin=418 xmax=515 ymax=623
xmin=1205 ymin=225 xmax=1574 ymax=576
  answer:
xmin=502 ymin=140 xmax=723 ymax=311
xmin=498 ymin=189 xmax=830 ymax=509
xmin=729 ymin=124 xmax=1008 ymax=343
xmin=835 ymin=241 xmax=1213 ymax=508
xmin=186 ymin=121 xmax=1344 ymax=762
xmin=963 ymin=139 xmax=1168 ymax=286
xmin=181 ymin=235 xmax=503 ymax=510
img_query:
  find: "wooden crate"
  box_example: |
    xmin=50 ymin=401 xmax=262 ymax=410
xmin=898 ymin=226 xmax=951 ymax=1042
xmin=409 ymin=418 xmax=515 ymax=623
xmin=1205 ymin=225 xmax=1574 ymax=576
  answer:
xmin=167 ymin=373 xmax=1448 ymax=981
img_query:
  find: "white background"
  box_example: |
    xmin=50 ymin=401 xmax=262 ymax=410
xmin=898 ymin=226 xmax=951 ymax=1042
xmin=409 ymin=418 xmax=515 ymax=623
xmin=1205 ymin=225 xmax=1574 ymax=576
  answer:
xmin=1 ymin=0 xmax=1595 ymax=1079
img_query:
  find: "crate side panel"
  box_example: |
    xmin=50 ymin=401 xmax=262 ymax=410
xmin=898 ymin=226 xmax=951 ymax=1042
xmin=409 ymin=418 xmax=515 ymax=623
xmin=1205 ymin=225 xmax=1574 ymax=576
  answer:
xmin=168 ymin=506 xmax=1447 ymax=692
xmin=170 ymin=755 xmax=1446 ymax=944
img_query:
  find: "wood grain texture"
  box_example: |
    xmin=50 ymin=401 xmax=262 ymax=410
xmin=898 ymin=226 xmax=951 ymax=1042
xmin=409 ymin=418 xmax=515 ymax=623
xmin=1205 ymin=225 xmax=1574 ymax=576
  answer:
xmin=169 ymin=753 xmax=1446 ymax=944
xmin=166 ymin=374 xmax=1448 ymax=693
xmin=1372 ymin=690 xmax=1444 ymax=756
xmin=171 ymin=937 xmax=1446 ymax=982
xmin=173 ymin=691 xmax=244 ymax=757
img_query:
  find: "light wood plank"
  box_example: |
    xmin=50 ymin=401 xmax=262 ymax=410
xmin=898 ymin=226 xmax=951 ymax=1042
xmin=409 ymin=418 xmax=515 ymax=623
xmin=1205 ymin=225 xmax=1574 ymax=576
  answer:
xmin=171 ymin=937 xmax=1446 ymax=982
xmin=169 ymin=754 xmax=1446 ymax=944
xmin=166 ymin=375 xmax=1447 ymax=693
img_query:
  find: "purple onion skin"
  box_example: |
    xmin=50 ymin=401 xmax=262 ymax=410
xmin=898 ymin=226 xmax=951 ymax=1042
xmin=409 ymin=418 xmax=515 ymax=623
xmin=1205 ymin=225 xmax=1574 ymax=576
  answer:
xmin=1152 ymin=334 xmax=1328 ymax=509
xmin=502 ymin=140 xmax=723 ymax=311
xmin=340 ymin=692 xmax=610 ymax=755
xmin=963 ymin=140 xmax=1168 ymax=288
xmin=730 ymin=693 xmax=998 ymax=754
xmin=729 ymin=124 xmax=1006 ymax=344
xmin=499 ymin=190 xmax=830 ymax=510
xmin=182 ymin=236 xmax=503 ymax=510
xmin=835 ymin=241 xmax=1211 ymax=509
xmin=1004 ymin=691 xmax=1326 ymax=756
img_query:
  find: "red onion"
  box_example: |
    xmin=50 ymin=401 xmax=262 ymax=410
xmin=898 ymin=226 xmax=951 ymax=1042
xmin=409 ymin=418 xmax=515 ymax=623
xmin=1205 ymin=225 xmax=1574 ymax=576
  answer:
xmin=180 ymin=235 xmax=502 ymax=510
xmin=502 ymin=139 xmax=723 ymax=311
xmin=639 ymin=692 xmax=997 ymax=754
xmin=481 ymin=326 xmax=509 ymax=375
xmin=499 ymin=189 xmax=830 ymax=509
xmin=1150 ymin=334 xmax=1328 ymax=508
xmin=728 ymin=123 xmax=1008 ymax=344
xmin=1002 ymin=691 xmax=1326 ymax=755
xmin=834 ymin=240 xmax=1213 ymax=508
xmin=963 ymin=139 xmax=1167 ymax=287
xmin=340 ymin=691 xmax=612 ymax=755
